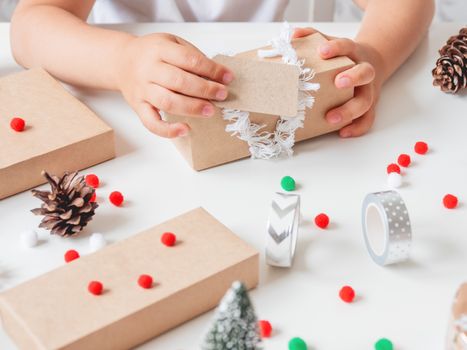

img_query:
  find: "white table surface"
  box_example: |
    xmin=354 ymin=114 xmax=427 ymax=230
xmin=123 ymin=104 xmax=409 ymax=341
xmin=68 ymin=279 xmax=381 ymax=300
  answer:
xmin=1 ymin=21 xmax=467 ymax=350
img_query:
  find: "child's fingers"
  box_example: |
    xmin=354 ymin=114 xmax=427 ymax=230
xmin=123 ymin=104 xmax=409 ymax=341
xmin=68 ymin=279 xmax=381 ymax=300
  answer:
xmin=171 ymin=37 xmax=234 ymax=88
xmin=145 ymin=83 xmax=216 ymax=118
xmin=136 ymin=102 xmax=188 ymax=138
xmin=335 ymin=62 xmax=375 ymax=88
xmin=292 ymin=27 xmax=334 ymax=40
xmin=160 ymin=43 xmax=234 ymax=85
xmin=152 ymin=62 xmax=228 ymax=101
xmin=292 ymin=27 xmax=318 ymax=39
xmin=318 ymin=38 xmax=356 ymax=60
xmin=339 ymin=106 xmax=376 ymax=138
xmin=173 ymin=35 xmax=195 ymax=47
xmin=325 ymin=85 xmax=373 ymax=125
xmin=174 ymin=36 xmax=202 ymax=51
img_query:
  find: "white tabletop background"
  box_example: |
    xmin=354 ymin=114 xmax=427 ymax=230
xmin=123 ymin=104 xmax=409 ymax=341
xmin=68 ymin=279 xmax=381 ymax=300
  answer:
xmin=1 ymin=22 xmax=466 ymax=350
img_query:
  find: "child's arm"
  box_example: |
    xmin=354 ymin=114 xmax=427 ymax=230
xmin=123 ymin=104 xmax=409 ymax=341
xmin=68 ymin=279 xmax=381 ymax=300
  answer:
xmin=295 ymin=0 xmax=435 ymax=137
xmin=11 ymin=0 xmax=234 ymax=138
xmin=354 ymin=0 xmax=434 ymax=81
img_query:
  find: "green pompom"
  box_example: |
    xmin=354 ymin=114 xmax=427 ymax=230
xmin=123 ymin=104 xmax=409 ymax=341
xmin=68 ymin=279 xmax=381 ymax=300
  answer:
xmin=281 ymin=176 xmax=296 ymax=191
xmin=288 ymin=337 xmax=307 ymax=350
xmin=375 ymin=338 xmax=393 ymax=350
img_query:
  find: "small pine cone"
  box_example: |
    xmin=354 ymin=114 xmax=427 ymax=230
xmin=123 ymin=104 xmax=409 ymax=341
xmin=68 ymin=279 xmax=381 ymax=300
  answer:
xmin=432 ymin=27 xmax=467 ymax=93
xmin=31 ymin=171 xmax=98 ymax=237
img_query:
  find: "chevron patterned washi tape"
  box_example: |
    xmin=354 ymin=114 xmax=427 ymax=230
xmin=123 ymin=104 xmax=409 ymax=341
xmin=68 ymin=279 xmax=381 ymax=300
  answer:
xmin=266 ymin=192 xmax=300 ymax=267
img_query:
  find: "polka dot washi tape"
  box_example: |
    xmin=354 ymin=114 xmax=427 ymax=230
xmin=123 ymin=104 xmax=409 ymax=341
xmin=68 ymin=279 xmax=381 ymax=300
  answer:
xmin=362 ymin=190 xmax=412 ymax=266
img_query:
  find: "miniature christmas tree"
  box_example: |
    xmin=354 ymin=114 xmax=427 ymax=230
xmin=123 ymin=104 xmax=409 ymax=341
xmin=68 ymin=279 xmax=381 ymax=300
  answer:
xmin=202 ymin=281 xmax=261 ymax=350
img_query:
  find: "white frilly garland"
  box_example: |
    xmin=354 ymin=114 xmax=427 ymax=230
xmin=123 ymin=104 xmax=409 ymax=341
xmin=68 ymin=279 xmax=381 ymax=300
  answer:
xmin=452 ymin=315 xmax=467 ymax=348
xmin=456 ymin=315 xmax=467 ymax=331
xmin=222 ymin=22 xmax=320 ymax=159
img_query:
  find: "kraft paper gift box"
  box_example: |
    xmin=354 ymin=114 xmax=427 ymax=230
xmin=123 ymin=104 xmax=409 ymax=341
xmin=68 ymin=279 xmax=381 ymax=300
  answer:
xmin=0 ymin=208 xmax=259 ymax=350
xmin=0 ymin=68 xmax=115 ymax=200
xmin=447 ymin=283 xmax=467 ymax=349
xmin=165 ymin=32 xmax=355 ymax=171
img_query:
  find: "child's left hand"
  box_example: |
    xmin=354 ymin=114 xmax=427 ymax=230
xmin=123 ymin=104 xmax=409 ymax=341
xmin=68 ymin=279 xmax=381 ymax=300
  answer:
xmin=293 ymin=28 xmax=384 ymax=138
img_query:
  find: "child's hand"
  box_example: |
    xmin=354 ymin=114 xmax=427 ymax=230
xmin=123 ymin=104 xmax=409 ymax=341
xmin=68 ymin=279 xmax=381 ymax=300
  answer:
xmin=116 ymin=33 xmax=234 ymax=138
xmin=293 ymin=28 xmax=384 ymax=138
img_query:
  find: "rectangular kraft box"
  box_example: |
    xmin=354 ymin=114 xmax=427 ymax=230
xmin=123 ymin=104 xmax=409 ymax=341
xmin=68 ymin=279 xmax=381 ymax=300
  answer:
xmin=0 ymin=207 xmax=259 ymax=350
xmin=165 ymin=32 xmax=355 ymax=170
xmin=0 ymin=68 xmax=115 ymax=200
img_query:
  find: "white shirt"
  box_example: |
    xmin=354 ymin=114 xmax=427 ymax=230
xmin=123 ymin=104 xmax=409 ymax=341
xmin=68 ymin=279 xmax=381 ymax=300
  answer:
xmin=435 ymin=0 xmax=467 ymax=22
xmin=335 ymin=0 xmax=467 ymax=22
xmin=1 ymin=0 xmax=467 ymax=22
xmin=90 ymin=0 xmax=290 ymax=23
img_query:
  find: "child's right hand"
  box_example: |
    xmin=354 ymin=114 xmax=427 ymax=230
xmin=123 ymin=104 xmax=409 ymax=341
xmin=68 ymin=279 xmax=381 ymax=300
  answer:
xmin=116 ymin=33 xmax=234 ymax=138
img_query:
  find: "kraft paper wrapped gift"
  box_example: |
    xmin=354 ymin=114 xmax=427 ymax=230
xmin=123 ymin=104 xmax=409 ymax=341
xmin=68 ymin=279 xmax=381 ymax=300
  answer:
xmin=165 ymin=32 xmax=355 ymax=170
xmin=447 ymin=283 xmax=467 ymax=349
xmin=0 ymin=207 xmax=259 ymax=350
xmin=0 ymin=68 xmax=115 ymax=200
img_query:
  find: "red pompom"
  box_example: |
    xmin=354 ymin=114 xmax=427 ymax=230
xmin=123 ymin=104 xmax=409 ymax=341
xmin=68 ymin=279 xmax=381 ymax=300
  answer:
xmin=443 ymin=194 xmax=458 ymax=209
xmin=258 ymin=320 xmax=273 ymax=338
xmin=64 ymin=249 xmax=80 ymax=263
xmin=387 ymin=163 xmax=401 ymax=174
xmin=109 ymin=191 xmax=124 ymax=206
xmin=339 ymin=286 xmax=355 ymax=303
xmin=138 ymin=274 xmax=153 ymax=289
xmin=88 ymin=281 xmax=103 ymax=295
xmin=90 ymin=192 xmax=96 ymax=202
xmin=314 ymin=213 xmax=330 ymax=229
xmin=10 ymin=117 xmax=25 ymax=132
xmin=161 ymin=232 xmax=176 ymax=247
xmin=85 ymin=174 xmax=100 ymax=188
xmin=397 ymin=154 xmax=411 ymax=168
xmin=414 ymin=141 xmax=428 ymax=155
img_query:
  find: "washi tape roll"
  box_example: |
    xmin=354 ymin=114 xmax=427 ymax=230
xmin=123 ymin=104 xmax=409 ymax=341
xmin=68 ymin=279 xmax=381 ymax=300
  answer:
xmin=362 ymin=190 xmax=412 ymax=266
xmin=266 ymin=192 xmax=300 ymax=267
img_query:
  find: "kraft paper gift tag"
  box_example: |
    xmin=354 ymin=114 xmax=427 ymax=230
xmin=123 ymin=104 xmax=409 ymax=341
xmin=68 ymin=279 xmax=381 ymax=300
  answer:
xmin=213 ymin=55 xmax=300 ymax=117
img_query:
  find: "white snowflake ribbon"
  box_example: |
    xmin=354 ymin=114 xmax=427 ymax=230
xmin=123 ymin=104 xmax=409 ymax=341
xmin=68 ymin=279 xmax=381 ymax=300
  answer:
xmin=222 ymin=22 xmax=320 ymax=160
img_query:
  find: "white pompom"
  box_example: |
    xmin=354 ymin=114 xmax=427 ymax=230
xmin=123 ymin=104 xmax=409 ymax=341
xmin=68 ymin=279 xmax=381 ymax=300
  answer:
xmin=387 ymin=172 xmax=402 ymax=189
xmin=20 ymin=230 xmax=38 ymax=248
xmin=89 ymin=233 xmax=106 ymax=252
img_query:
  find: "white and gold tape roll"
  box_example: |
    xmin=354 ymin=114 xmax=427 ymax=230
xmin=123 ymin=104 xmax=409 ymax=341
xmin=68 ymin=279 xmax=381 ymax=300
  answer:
xmin=362 ymin=190 xmax=412 ymax=266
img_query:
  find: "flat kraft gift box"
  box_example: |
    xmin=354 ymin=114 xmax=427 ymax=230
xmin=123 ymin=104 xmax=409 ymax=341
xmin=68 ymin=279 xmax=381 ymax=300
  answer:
xmin=0 ymin=68 xmax=115 ymax=200
xmin=447 ymin=283 xmax=467 ymax=349
xmin=0 ymin=207 xmax=259 ymax=350
xmin=166 ymin=32 xmax=355 ymax=171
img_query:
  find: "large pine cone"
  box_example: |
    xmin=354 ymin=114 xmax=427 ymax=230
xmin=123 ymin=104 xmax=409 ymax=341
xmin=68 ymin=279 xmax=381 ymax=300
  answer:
xmin=432 ymin=27 xmax=467 ymax=93
xmin=31 ymin=171 xmax=98 ymax=237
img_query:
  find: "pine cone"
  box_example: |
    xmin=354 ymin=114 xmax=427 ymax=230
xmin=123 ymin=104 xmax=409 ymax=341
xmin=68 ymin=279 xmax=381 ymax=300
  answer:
xmin=31 ymin=171 xmax=98 ymax=237
xmin=432 ymin=27 xmax=467 ymax=93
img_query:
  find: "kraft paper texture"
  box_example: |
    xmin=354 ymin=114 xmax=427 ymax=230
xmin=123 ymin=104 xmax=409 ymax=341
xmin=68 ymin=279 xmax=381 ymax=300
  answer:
xmin=166 ymin=33 xmax=355 ymax=171
xmin=0 ymin=69 xmax=115 ymax=199
xmin=0 ymin=208 xmax=259 ymax=350
xmin=213 ymin=54 xmax=299 ymax=117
